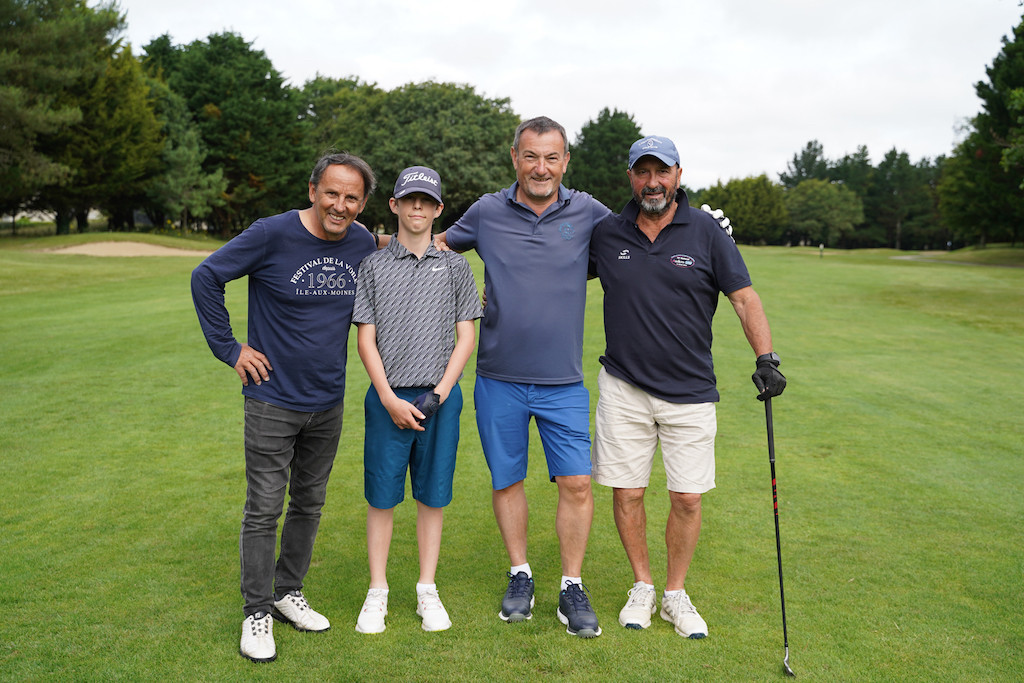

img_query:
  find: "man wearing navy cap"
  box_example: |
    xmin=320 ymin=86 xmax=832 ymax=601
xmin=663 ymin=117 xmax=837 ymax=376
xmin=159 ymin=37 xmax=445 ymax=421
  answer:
xmin=589 ymin=136 xmax=786 ymax=639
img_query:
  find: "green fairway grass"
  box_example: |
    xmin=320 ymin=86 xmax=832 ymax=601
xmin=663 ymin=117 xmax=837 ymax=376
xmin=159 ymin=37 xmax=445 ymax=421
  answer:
xmin=1 ymin=235 xmax=1021 ymax=681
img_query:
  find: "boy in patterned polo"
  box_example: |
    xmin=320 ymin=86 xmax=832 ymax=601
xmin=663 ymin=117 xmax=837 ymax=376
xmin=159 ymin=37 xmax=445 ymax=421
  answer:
xmin=351 ymin=166 xmax=482 ymax=634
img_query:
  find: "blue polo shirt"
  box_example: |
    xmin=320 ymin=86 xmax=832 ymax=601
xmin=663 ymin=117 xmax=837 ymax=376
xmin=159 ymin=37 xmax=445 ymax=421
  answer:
xmin=446 ymin=183 xmax=610 ymax=384
xmin=589 ymin=190 xmax=752 ymax=403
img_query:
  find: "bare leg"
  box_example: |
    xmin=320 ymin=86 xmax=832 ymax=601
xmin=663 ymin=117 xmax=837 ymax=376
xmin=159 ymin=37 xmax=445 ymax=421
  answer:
xmin=416 ymin=501 xmax=444 ymax=585
xmin=366 ymin=505 xmax=394 ymax=589
xmin=665 ymin=492 xmax=702 ymax=591
xmin=493 ymin=480 xmax=529 ymax=566
xmin=555 ymin=474 xmax=593 ymax=577
xmin=612 ymin=487 xmax=652 ymax=584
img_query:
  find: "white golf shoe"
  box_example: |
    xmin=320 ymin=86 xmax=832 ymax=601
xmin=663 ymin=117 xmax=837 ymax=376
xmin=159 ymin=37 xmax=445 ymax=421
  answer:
xmin=660 ymin=590 xmax=708 ymax=639
xmin=240 ymin=611 xmax=277 ymax=662
xmin=416 ymin=587 xmax=452 ymax=632
xmin=618 ymin=583 xmax=657 ymax=630
xmin=355 ymin=588 xmax=389 ymax=634
xmin=273 ymin=590 xmax=331 ymax=632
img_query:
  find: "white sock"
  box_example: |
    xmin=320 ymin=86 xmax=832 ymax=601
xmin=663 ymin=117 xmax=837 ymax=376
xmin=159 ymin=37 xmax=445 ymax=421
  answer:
xmin=416 ymin=583 xmax=437 ymax=595
xmin=561 ymin=575 xmax=582 ymax=590
xmin=510 ymin=563 xmax=532 ymax=578
xmin=635 ymin=580 xmax=655 ymax=591
xmin=664 ymin=588 xmax=682 ymax=598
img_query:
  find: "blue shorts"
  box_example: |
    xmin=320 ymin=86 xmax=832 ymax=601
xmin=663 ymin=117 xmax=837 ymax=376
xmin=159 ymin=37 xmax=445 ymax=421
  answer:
xmin=474 ymin=376 xmax=591 ymax=490
xmin=363 ymin=384 xmax=462 ymax=509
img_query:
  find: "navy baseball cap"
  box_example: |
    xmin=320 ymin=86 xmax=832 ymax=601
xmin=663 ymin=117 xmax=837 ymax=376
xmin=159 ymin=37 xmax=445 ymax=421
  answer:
xmin=628 ymin=136 xmax=680 ymax=169
xmin=393 ymin=166 xmax=443 ymax=203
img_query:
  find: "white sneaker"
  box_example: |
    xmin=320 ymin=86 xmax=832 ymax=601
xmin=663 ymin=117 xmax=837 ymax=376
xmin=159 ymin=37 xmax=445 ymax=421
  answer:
xmin=416 ymin=587 xmax=452 ymax=632
xmin=239 ymin=612 xmax=276 ymax=662
xmin=273 ymin=590 xmax=331 ymax=632
xmin=355 ymin=588 xmax=389 ymax=634
xmin=660 ymin=590 xmax=708 ymax=639
xmin=618 ymin=583 xmax=657 ymax=630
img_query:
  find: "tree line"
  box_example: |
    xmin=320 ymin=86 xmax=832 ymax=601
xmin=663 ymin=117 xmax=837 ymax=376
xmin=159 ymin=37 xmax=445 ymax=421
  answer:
xmin=3 ymin=0 xmax=1022 ymax=248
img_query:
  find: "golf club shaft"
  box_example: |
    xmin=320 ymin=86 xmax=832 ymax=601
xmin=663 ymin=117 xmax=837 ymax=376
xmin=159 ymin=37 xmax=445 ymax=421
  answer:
xmin=766 ymin=397 xmax=794 ymax=675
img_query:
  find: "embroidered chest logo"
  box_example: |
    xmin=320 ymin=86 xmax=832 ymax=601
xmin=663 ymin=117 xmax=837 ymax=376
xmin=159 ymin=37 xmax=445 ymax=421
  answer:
xmin=559 ymin=222 xmax=575 ymax=240
xmin=670 ymin=254 xmax=695 ymax=268
xmin=618 ymin=249 xmax=631 ymax=260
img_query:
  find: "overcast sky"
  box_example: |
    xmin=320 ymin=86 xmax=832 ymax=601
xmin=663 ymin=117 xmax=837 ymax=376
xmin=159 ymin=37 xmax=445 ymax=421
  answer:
xmin=115 ymin=0 xmax=1022 ymax=189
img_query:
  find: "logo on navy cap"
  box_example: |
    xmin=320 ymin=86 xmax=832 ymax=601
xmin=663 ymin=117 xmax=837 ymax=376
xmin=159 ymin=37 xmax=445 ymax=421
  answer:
xmin=393 ymin=165 xmax=442 ymax=203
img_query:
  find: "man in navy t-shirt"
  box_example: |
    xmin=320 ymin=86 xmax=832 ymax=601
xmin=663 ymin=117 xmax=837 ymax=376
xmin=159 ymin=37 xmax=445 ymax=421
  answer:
xmin=589 ymin=136 xmax=786 ymax=639
xmin=192 ymin=152 xmax=384 ymax=663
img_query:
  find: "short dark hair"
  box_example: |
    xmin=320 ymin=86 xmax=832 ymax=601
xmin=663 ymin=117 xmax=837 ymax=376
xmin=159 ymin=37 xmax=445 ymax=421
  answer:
xmin=309 ymin=151 xmax=377 ymax=198
xmin=512 ymin=116 xmax=568 ymax=155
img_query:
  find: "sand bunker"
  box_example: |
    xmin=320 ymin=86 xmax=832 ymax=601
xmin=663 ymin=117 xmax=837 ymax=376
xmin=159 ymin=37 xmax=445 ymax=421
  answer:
xmin=48 ymin=241 xmax=212 ymax=257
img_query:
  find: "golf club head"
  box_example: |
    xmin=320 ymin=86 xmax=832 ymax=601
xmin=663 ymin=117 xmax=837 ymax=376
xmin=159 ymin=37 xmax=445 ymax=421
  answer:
xmin=783 ymin=648 xmax=795 ymax=677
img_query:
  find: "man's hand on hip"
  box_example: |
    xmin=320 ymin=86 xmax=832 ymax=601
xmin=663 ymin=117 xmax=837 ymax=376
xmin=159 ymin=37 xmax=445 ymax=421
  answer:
xmin=235 ymin=344 xmax=272 ymax=386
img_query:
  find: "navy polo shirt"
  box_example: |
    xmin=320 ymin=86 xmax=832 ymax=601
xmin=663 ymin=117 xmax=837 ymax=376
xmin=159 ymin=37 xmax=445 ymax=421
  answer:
xmin=589 ymin=190 xmax=751 ymax=403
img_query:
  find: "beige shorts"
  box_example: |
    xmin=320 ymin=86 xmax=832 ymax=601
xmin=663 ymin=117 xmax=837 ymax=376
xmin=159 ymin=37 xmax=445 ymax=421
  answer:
xmin=592 ymin=368 xmax=717 ymax=493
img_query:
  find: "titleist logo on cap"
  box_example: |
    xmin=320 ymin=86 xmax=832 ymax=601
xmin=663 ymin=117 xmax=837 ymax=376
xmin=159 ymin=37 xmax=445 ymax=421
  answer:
xmin=401 ymin=171 xmax=438 ymax=187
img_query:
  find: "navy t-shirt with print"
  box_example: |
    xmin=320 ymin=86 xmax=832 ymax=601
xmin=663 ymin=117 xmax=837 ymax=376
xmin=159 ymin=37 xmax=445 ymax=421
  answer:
xmin=191 ymin=210 xmax=377 ymax=412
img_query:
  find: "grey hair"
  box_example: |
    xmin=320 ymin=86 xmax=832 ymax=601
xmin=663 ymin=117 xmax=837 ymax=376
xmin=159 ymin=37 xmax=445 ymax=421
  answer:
xmin=512 ymin=116 xmax=569 ymax=155
xmin=309 ymin=151 xmax=377 ymax=197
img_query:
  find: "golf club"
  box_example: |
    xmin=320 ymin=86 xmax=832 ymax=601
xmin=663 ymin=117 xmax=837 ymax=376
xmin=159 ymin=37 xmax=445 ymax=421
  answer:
xmin=765 ymin=396 xmax=795 ymax=677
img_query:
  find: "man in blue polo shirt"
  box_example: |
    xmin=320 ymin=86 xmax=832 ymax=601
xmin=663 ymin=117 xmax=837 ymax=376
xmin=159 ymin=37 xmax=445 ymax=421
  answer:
xmin=437 ymin=116 xmax=610 ymax=637
xmin=589 ymin=136 xmax=786 ymax=639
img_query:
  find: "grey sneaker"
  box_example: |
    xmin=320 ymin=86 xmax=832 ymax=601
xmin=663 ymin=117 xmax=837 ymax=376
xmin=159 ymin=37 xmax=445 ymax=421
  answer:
xmin=618 ymin=583 xmax=656 ymax=630
xmin=660 ymin=590 xmax=708 ymax=638
xmin=557 ymin=581 xmax=601 ymax=638
xmin=499 ymin=571 xmax=535 ymax=622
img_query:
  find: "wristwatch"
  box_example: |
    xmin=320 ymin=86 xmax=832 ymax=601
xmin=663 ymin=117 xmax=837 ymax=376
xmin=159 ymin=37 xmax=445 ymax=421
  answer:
xmin=756 ymin=352 xmax=781 ymax=367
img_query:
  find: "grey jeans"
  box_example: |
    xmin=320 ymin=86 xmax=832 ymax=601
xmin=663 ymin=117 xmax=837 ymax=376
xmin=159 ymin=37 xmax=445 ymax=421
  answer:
xmin=240 ymin=397 xmax=343 ymax=617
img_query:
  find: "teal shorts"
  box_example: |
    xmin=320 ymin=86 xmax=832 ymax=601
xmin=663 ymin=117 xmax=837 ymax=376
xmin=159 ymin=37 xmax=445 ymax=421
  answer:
xmin=363 ymin=384 xmax=462 ymax=509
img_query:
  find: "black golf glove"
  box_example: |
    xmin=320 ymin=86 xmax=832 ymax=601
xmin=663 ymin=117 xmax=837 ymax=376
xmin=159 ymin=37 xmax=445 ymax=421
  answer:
xmin=752 ymin=353 xmax=786 ymax=401
xmin=411 ymin=391 xmax=441 ymax=423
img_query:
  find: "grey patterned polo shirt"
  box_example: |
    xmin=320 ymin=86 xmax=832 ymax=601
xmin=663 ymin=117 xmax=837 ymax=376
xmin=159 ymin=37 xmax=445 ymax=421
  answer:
xmin=353 ymin=238 xmax=482 ymax=388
